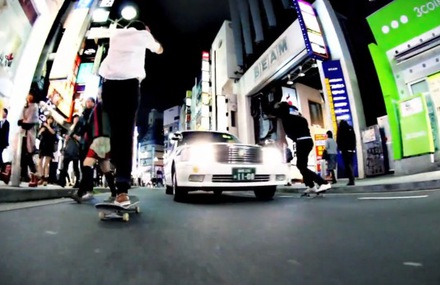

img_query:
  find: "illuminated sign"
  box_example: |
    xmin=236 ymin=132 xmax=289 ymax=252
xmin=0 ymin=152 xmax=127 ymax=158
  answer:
xmin=293 ymin=0 xmax=329 ymax=61
xmin=322 ymin=60 xmax=353 ymax=128
xmin=254 ymin=37 xmax=288 ymax=80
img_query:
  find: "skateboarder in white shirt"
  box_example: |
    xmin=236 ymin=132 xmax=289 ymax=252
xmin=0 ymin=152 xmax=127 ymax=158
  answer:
xmin=98 ymin=20 xmax=163 ymax=206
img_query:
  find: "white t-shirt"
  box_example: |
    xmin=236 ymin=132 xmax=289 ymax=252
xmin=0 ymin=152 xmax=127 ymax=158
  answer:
xmin=98 ymin=28 xmax=161 ymax=81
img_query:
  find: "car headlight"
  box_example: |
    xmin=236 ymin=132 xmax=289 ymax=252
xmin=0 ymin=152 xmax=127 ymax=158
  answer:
xmin=180 ymin=144 xmax=215 ymax=162
xmin=263 ymin=147 xmax=283 ymax=164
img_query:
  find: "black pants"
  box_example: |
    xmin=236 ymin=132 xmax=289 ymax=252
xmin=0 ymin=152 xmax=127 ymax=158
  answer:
xmin=102 ymin=78 xmax=140 ymax=194
xmin=60 ymin=158 xmax=80 ymax=183
xmin=342 ymin=151 xmax=355 ymax=183
xmin=20 ymin=136 xmax=36 ymax=179
xmin=296 ymin=138 xmax=327 ymax=188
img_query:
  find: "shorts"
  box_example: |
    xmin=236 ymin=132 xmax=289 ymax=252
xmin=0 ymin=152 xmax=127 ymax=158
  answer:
xmin=86 ymin=137 xmax=111 ymax=160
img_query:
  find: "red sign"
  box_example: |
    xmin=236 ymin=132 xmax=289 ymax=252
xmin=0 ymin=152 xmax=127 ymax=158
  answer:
xmin=202 ymin=51 xmax=210 ymax=61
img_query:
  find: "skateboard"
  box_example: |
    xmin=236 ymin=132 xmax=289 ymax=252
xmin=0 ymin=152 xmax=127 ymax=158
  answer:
xmin=95 ymin=196 xmax=140 ymax=222
xmin=300 ymin=190 xmax=326 ymax=198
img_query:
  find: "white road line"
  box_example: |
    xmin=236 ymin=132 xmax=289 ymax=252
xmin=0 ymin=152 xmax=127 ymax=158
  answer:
xmin=358 ymin=195 xmax=428 ymax=200
xmin=403 ymin=262 xmax=423 ymax=267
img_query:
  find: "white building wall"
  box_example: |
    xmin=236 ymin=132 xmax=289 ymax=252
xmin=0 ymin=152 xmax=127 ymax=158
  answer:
xmin=8 ymin=0 xmax=66 ymax=186
xmin=211 ymin=20 xmax=239 ymax=134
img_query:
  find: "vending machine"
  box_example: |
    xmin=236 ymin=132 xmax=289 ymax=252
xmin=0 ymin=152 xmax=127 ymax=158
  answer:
xmin=361 ymin=125 xmax=387 ymax=177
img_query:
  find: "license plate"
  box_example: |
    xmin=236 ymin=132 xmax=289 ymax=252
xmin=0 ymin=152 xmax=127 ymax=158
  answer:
xmin=232 ymin=168 xmax=255 ymax=181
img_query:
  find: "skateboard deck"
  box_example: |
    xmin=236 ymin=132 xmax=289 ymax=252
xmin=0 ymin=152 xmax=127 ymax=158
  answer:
xmin=95 ymin=196 xmax=140 ymax=222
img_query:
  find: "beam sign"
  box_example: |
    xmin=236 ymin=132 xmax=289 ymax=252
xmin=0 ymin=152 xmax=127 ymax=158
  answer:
xmin=292 ymin=0 xmax=330 ymax=61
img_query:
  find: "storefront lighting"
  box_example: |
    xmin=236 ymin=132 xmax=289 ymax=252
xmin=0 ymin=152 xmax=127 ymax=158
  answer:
xmin=92 ymin=8 xmax=110 ymax=22
xmin=121 ymin=5 xmax=137 ymax=21
xmin=298 ymin=66 xmax=305 ymax=77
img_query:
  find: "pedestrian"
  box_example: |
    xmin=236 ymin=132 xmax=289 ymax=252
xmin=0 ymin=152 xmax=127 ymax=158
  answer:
xmin=71 ymin=100 xmax=117 ymax=203
xmin=337 ymin=120 xmax=356 ymax=186
xmin=98 ymin=20 xmax=163 ymax=206
xmin=156 ymin=168 xmax=163 ymax=187
xmin=57 ymin=114 xmax=81 ymax=188
xmin=0 ymin=108 xmax=10 ymax=184
xmin=272 ymin=101 xmax=331 ymax=194
xmin=324 ymin=130 xmax=338 ymax=184
xmin=18 ymin=92 xmax=39 ymax=187
xmin=37 ymin=115 xmax=58 ymax=186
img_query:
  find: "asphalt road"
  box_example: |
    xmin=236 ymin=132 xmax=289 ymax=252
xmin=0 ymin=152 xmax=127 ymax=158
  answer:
xmin=0 ymin=188 xmax=439 ymax=285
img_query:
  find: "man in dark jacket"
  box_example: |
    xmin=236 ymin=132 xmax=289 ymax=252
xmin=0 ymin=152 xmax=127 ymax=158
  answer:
xmin=337 ymin=120 xmax=356 ymax=185
xmin=0 ymin=108 xmax=10 ymax=184
xmin=273 ymin=102 xmax=331 ymax=195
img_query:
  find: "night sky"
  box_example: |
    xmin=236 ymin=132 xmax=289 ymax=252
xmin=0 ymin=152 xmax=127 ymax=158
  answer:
xmin=108 ymin=0 xmax=392 ymax=133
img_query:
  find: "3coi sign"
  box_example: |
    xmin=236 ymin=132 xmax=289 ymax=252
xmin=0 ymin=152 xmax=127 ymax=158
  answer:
xmin=414 ymin=0 xmax=440 ymax=17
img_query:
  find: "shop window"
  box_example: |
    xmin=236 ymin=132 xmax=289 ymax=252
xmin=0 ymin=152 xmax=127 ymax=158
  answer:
xmin=231 ymin=111 xmax=236 ymax=127
xmin=308 ymin=101 xmax=324 ymax=127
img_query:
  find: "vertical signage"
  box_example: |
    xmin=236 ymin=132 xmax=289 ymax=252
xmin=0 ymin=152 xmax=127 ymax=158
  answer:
xmin=322 ymin=60 xmax=353 ymax=129
xmin=399 ymin=94 xmax=434 ymax=156
xmin=292 ymin=0 xmax=329 ymax=61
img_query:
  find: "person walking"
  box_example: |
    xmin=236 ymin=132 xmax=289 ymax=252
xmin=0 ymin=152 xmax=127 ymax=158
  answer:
xmin=0 ymin=108 xmax=10 ymax=184
xmin=58 ymin=115 xmax=81 ymax=188
xmin=98 ymin=20 xmax=163 ymax=206
xmin=18 ymin=92 xmax=39 ymax=187
xmin=71 ymin=99 xmax=117 ymax=203
xmin=273 ymin=101 xmax=331 ymax=195
xmin=337 ymin=120 xmax=356 ymax=186
xmin=324 ymin=130 xmax=338 ymax=184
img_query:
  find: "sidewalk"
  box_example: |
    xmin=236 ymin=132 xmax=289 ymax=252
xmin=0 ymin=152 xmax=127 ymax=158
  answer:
xmin=0 ymin=183 xmax=110 ymax=203
xmin=1 ymin=171 xmax=439 ymax=202
xmin=278 ymin=170 xmax=440 ymax=194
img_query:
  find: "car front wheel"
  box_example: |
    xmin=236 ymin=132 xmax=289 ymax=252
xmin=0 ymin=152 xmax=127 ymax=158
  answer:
xmin=173 ymin=170 xmax=187 ymax=202
xmin=254 ymin=186 xmax=276 ymax=201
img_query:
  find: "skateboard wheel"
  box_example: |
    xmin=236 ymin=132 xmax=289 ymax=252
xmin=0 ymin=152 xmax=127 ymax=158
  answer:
xmin=122 ymin=213 xmax=129 ymax=222
xmin=135 ymin=206 xmax=140 ymax=214
xmin=98 ymin=212 xmax=105 ymax=220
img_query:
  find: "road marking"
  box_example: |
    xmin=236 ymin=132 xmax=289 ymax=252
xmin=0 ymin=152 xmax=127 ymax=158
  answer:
xmin=358 ymin=195 xmax=428 ymax=200
xmin=279 ymin=195 xmax=294 ymax=198
xmin=403 ymin=262 xmax=423 ymax=267
xmin=45 ymin=230 xmax=58 ymax=235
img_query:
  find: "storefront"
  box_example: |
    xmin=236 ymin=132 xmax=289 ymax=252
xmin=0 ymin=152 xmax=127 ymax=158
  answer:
xmin=1 ymin=0 xmax=65 ymax=186
xmin=367 ymin=0 xmax=440 ymax=175
xmin=234 ymin=0 xmax=367 ymax=180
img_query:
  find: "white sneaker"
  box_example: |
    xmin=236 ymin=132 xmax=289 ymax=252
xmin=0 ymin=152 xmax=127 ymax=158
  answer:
xmin=81 ymin=192 xmax=94 ymax=200
xmin=304 ymin=186 xmax=317 ymax=193
xmin=317 ymin=183 xmax=331 ymax=192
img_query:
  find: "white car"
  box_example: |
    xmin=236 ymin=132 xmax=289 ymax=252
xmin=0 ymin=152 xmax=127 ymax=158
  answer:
xmin=164 ymin=130 xmax=288 ymax=201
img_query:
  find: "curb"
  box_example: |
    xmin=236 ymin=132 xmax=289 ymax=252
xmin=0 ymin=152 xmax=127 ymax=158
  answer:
xmin=0 ymin=188 xmax=75 ymax=202
xmin=0 ymin=186 xmax=133 ymax=203
xmin=277 ymin=180 xmax=440 ymax=194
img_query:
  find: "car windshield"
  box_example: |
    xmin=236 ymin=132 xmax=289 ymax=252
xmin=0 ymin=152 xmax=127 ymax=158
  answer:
xmin=179 ymin=131 xmax=240 ymax=145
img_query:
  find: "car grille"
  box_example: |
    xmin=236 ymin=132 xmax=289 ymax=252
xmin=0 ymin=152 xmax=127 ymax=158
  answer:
xmin=215 ymin=145 xmax=262 ymax=164
xmin=212 ymin=174 xmax=270 ymax=183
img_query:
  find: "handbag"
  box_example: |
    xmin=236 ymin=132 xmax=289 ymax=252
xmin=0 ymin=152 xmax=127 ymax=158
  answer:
xmin=322 ymin=149 xmax=329 ymax=160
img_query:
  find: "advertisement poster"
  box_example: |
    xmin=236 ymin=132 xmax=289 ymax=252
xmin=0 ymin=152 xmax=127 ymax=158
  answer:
xmin=314 ymin=133 xmax=326 ymax=172
xmin=292 ymin=0 xmax=329 ymax=61
xmin=399 ymin=94 xmax=434 ymax=156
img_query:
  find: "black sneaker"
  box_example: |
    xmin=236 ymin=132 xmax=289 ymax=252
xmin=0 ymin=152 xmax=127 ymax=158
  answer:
xmin=70 ymin=191 xmax=82 ymax=203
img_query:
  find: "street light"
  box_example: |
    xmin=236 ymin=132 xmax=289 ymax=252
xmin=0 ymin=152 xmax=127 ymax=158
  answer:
xmin=92 ymin=4 xmax=138 ymax=27
xmin=121 ymin=6 xmax=137 ymax=21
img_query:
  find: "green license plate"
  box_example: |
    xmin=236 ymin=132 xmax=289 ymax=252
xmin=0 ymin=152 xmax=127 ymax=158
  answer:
xmin=232 ymin=168 xmax=256 ymax=181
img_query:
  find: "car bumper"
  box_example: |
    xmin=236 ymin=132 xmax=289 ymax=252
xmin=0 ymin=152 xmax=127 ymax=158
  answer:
xmin=174 ymin=162 xmax=288 ymax=189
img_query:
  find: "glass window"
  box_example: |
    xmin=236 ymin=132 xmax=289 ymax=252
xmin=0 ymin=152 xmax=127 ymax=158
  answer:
xmin=308 ymin=101 xmax=324 ymax=127
xmin=231 ymin=111 xmax=236 ymax=127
